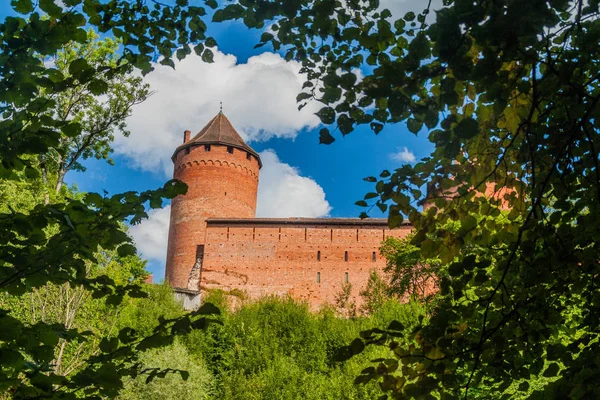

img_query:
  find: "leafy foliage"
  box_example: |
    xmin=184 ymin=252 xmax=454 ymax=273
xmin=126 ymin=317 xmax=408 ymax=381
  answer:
xmin=0 ymin=1 xmax=223 ymax=394
xmin=4 ymin=0 xmax=600 ymax=397
xmin=40 ymin=30 xmax=151 ymax=194
xmin=181 ymin=294 xmax=426 ymax=400
xmin=379 ymin=235 xmax=441 ymax=304
xmin=207 ymin=0 xmax=600 ymax=397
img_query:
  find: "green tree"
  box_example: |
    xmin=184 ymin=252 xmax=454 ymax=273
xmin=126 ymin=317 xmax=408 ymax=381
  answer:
xmin=379 ymin=235 xmax=441 ymax=304
xmin=4 ymin=0 xmax=600 ymax=397
xmin=207 ymin=0 xmax=600 ymax=398
xmin=0 ymin=1 xmax=221 ymax=395
xmin=41 ymin=30 xmax=151 ymax=195
xmin=359 ymin=269 xmax=392 ymax=315
xmin=118 ymin=340 xmax=214 ymax=400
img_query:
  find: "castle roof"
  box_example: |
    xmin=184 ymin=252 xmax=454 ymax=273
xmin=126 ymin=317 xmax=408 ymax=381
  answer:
xmin=206 ymin=217 xmax=412 ymax=228
xmin=173 ymin=112 xmax=262 ymax=167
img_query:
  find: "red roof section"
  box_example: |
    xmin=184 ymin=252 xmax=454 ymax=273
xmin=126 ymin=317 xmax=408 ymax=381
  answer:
xmin=173 ymin=112 xmax=262 ymax=167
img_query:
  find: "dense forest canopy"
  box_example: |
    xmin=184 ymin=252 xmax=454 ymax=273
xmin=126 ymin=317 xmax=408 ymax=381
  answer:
xmin=1 ymin=0 xmax=599 ymax=398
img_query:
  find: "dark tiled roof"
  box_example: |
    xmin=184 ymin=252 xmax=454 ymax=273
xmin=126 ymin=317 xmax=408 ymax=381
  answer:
xmin=206 ymin=217 xmax=412 ymax=228
xmin=173 ymin=112 xmax=262 ymax=167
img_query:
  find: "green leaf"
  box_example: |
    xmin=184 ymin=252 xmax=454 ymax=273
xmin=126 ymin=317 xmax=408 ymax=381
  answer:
xmin=40 ymin=0 xmax=63 ymax=17
xmin=99 ymin=337 xmax=118 ymax=353
xmin=205 ymin=0 xmax=217 ymax=9
xmin=68 ymin=58 xmax=90 ymax=77
xmin=88 ymin=79 xmax=108 ymax=95
xmin=11 ymin=0 xmax=33 ymax=14
xmin=350 ymin=338 xmax=365 ymax=355
xmin=202 ymin=49 xmax=214 ymax=63
xmin=454 ymin=117 xmax=479 ymax=139
xmin=404 ymin=11 xmax=416 ymax=21
xmin=316 ymin=107 xmax=336 ymax=124
xmin=319 ymin=128 xmax=335 ymax=144
xmin=205 ymin=37 xmax=217 ymax=48
xmin=365 ymin=192 xmax=378 ymax=199
xmin=197 ymin=302 xmax=220 ymax=315
xmin=388 ymin=320 xmax=405 ymax=331
xmin=543 ymin=362 xmax=560 ymax=377
xmin=407 ymin=118 xmax=423 ymax=134
xmin=448 ymin=262 xmax=463 ymax=277
xmin=389 ymin=214 xmax=404 ymax=228
xmin=179 ymin=370 xmax=190 ymax=381
xmin=355 ymin=200 xmax=368 ymax=207
xmin=117 ymin=244 xmax=136 ymax=257
xmin=297 ymin=92 xmax=312 ymax=102
xmin=338 ymin=114 xmax=354 ymax=135
xmin=62 ymin=122 xmax=82 ymax=137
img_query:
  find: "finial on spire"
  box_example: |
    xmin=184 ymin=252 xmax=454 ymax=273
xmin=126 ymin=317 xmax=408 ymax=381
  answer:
xmin=219 ymin=101 xmax=223 ymax=114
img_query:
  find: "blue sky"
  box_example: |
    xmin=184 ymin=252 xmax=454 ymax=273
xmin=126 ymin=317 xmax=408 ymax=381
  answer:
xmin=1 ymin=1 xmax=437 ymax=280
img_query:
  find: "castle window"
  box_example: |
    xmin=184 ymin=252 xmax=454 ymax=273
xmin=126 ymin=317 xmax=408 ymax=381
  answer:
xmin=317 ymin=272 xmax=321 ymax=283
xmin=372 ymin=252 xmax=376 ymax=262
xmin=184 ymin=148 xmax=190 ymax=155
xmin=345 ymin=272 xmax=349 ymax=283
xmin=227 ymin=146 xmax=234 ymax=154
xmin=317 ymin=251 xmax=321 ymax=261
xmin=344 ymin=251 xmax=348 ymax=262
xmin=204 ymin=144 xmax=211 ymax=152
xmin=246 ymin=152 xmax=252 ymax=160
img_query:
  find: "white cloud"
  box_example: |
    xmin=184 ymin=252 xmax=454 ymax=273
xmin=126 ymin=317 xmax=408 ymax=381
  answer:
xmin=257 ymin=150 xmax=332 ymax=218
xmin=116 ymin=49 xmax=321 ymax=175
xmin=129 ymin=150 xmax=331 ymax=264
xmin=390 ymin=146 xmax=416 ymax=164
xmin=129 ymin=205 xmax=171 ymax=263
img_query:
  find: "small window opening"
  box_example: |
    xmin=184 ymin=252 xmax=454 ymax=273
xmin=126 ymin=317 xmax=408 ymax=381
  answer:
xmin=246 ymin=152 xmax=252 ymax=160
xmin=317 ymin=272 xmax=321 ymax=284
xmin=204 ymin=144 xmax=211 ymax=151
xmin=227 ymin=146 xmax=234 ymax=154
xmin=317 ymin=251 xmax=321 ymax=261
xmin=372 ymin=252 xmax=377 ymax=262
xmin=184 ymin=148 xmax=190 ymax=155
xmin=344 ymin=251 xmax=348 ymax=262
xmin=345 ymin=272 xmax=349 ymax=283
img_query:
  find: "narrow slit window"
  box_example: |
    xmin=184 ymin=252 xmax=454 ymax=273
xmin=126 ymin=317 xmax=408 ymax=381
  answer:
xmin=246 ymin=152 xmax=252 ymax=160
xmin=344 ymin=251 xmax=348 ymax=262
xmin=372 ymin=251 xmax=377 ymax=262
xmin=317 ymin=251 xmax=321 ymax=261
xmin=345 ymin=272 xmax=349 ymax=283
xmin=227 ymin=146 xmax=234 ymax=154
xmin=204 ymin=144 xmax=211 ymax=152
xmin=317 ymin=272 xmax=321 ymax=283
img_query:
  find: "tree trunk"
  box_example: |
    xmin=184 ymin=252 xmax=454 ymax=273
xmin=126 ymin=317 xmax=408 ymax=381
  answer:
xmin=39 ymin=156 xmax=50 ymax=205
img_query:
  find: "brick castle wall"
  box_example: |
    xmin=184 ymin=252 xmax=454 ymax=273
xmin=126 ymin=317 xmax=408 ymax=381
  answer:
xmin=199 ymin=220 xmax=412 ymax=308
xmin=165 ymin=143 xmax=260 ymax=288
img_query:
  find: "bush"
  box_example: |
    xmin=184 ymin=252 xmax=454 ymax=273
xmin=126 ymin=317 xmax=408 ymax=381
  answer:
xmin=118 ymin=340 xmax=214 ymax=400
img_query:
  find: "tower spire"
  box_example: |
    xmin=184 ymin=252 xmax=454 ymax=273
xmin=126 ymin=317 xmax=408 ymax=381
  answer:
xmin=219 ymin=101 xmax=223 ymax=114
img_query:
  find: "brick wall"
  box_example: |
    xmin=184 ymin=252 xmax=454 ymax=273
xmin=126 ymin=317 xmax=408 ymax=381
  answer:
xmin=165 ymin=144 xmax=260 ymax=288
xmin=199 ymin=221 xmax=412 ymax=308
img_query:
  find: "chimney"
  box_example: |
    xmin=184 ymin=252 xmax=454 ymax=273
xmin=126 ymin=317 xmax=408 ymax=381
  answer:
xmin=144 ymin=274 xmax=153 ymax=284
xmin=183 ymin=130 xmax=191 ymax=143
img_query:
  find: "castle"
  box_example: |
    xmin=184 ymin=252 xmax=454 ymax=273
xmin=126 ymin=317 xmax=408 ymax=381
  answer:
xmin=165 ymin=112 xmax=411 ymax=309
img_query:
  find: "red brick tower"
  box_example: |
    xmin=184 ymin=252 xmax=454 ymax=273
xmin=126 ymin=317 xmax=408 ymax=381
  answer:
xmin=165 ymin=112 xmax=262 ymax=288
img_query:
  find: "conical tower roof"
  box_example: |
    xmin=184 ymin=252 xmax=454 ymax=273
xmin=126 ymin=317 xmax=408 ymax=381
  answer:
xmin=173 ymin=112 xmax=262 ymax=167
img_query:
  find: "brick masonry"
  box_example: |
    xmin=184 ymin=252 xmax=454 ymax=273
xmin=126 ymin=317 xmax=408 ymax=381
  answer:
xmin=165 ymin=141 xmax=260 ymax=288
xmin=200 ymin=220 xmax=411 ymax=307
xmin=165 ymin=116 xmax=412 ymax=308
